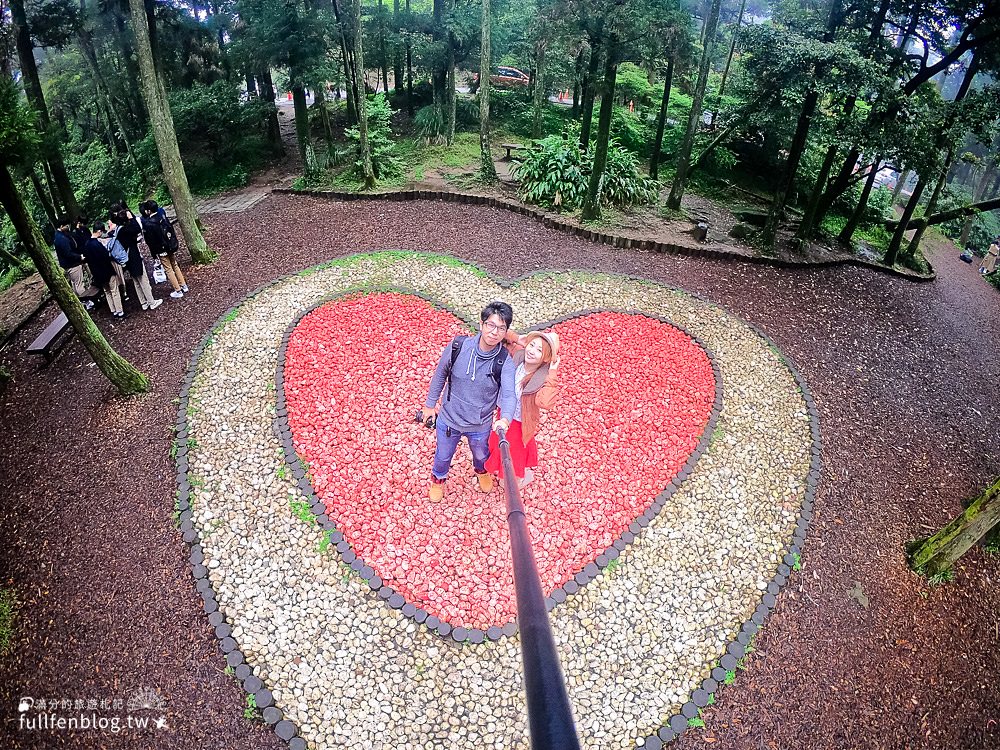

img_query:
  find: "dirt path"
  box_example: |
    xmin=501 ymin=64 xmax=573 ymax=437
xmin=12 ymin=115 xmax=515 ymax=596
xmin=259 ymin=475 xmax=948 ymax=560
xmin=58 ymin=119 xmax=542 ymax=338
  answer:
xmin=0 ymin=194 xmax=997 ymax=749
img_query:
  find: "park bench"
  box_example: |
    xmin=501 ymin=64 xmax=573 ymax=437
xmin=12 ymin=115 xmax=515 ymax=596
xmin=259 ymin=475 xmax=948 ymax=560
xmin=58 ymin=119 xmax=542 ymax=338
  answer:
xmin=500 ymin=143 xmax=527 ymax=160
xmin=26 ymin=311 xmax=72 ymax=362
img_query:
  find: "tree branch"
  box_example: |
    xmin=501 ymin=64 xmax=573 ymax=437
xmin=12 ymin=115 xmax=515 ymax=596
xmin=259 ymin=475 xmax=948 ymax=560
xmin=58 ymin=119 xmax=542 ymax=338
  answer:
xmin=888 ymin=196 xmax=1000 ymax=230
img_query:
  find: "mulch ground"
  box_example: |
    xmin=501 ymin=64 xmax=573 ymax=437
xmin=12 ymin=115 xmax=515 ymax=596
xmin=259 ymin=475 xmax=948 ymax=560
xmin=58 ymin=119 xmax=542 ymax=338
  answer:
xmin=1 ymin=192 xmax=998 ymax=749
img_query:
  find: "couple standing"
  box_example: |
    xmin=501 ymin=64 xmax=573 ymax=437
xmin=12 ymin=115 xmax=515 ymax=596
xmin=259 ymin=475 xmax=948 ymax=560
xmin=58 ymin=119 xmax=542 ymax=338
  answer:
xmin=419 ymin=302 xmax=560 ymax=502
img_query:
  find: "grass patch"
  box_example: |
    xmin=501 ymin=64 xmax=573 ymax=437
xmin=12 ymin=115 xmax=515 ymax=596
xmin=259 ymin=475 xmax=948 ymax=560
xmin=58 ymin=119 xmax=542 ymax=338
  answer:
xmin=0 ymin=588 xmax=15 ymax=656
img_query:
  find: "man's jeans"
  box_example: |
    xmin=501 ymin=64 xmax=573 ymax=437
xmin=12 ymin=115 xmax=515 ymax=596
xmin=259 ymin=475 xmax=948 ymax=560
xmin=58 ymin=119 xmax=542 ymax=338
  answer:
xmin=432 ymin=416 xmax=490 ymax=481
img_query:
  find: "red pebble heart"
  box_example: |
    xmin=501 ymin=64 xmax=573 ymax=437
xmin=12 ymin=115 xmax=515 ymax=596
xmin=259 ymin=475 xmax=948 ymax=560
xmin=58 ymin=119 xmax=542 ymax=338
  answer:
xmin=283 ymin=292 xmax=715 ymax=629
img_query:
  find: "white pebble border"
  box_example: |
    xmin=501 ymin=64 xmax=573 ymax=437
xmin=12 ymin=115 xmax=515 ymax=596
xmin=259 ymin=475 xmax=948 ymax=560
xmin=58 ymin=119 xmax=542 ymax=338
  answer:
xmin=173 ymin=252 xmax=820 ymax=750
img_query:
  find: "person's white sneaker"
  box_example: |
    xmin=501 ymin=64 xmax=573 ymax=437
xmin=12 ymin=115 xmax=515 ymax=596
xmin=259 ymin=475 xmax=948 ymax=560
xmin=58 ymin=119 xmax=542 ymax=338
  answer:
xmin=170 ymin=290 xmax=184 ymax=299
xmin=141 ymin=303 xmax=150 ymax=311
xmin=180 ymin=284 xmax=189 ymax=293
xmin=148 ymin=299 xmax=163 ymax=310
xmin=83 ymin=300 xmax=95 ymax=310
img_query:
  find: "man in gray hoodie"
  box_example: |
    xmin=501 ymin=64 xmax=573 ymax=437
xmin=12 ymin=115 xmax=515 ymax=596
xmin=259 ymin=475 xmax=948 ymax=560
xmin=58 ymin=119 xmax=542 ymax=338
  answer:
xmin=420 ymin=301 xmax=518 ymax=501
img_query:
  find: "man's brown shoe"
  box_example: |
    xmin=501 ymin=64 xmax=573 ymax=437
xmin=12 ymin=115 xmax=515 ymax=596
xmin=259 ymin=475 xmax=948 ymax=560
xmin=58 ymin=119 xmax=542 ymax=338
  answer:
xmin=477 ymin=472 xmax=494 ymax=493
xmin=429 ymin=481 xmax=445 ymax=502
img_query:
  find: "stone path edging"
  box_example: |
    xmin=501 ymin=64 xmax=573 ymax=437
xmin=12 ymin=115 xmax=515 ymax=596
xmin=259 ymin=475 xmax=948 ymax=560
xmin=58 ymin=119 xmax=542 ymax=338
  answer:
xmin=171 ymin=254 xmax=822 ymax=750
xmin=272 ymin=187 xmax=935 ymax=283
xmin=272 ymin=286 xmax=725 ymax=642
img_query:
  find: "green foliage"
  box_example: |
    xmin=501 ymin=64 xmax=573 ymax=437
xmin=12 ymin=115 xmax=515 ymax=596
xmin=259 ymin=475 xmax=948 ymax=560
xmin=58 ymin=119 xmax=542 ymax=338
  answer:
xmin=64 ymin=141 xmax=142 ymax=219
xmin=0 ymin=78 xmax=40 ymax=164
xmin=346 ymin=95 xmax=404 ymax=181
xmin=159 ymin=82 xmax=273 ymax=195
xmin=935 ymin=186 xmax=1000 ymax=253
xmin=601 ymin=143 xmax=660 ymax=207
xmin=0 ymin=588 xmax=14 ymax=656
xmin=243 ymin=693 xmax=259 ymax=721
xmin=511 ymin=135 xmax=587 ymax=210
xmin=289 ymin=499 xmax=315 ymax=525
xmin=414 ymin=105 xmax=446 ymax=141
xmin=615 ymin=63 xmax=657 ymax=108
xmin=511 ymin=133 xmax=658 ymax=211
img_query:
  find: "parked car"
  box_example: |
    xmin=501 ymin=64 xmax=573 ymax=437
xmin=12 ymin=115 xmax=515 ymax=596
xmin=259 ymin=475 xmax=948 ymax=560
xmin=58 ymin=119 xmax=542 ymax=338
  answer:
xmin=473 ymin=66 xmax=531 ymax=89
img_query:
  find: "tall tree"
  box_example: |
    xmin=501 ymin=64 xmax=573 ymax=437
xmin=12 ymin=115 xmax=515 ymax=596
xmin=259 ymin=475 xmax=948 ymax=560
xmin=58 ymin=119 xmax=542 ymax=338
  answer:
xmin=353 ymin=0 xmax=376 ymax=188
xmin=0 ymin=84 xmax=149 ymax=395
xmin=665 ymin=0 xmax=721 ymax=210
xmin=580 ymin=32 xmax=619 ymax=220
xmin=10 ymin=0 xmax=80 ymax=220
xmin=127 ymin=0 xmax=215 ymax=263
xmin=479 ymin=0 xmax=498 ymax=182
xmin=649 ymin=56 xmax=673 ymax=180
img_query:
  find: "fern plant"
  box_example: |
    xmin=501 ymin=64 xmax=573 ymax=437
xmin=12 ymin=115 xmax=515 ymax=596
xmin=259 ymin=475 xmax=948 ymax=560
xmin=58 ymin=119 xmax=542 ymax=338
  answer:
xmin=511 ymin=135 xmax=588 ymax=210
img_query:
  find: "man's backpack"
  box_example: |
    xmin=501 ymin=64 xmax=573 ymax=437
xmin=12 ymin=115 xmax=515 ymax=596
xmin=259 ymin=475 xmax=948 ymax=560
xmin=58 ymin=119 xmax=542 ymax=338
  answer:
xmin=444 ymin=335 xmax=508 ymax=401
xmin=106 ymin=229 xmax=129 ymax=265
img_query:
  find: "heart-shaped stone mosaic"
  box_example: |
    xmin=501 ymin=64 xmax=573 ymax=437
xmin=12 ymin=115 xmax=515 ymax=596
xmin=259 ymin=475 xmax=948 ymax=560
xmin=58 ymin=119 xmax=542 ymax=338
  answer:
xmin=281 ymin=291 xmax=717 ymax=629
xmin=177 ymin=253 xmax=818 ymax=750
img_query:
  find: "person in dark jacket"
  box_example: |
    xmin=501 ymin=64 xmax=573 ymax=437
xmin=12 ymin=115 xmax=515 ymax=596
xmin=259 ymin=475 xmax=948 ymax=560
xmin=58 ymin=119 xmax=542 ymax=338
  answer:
xmin=54 ymin=216 xmax=96 ymax=308
xmin=72 ymin=217 xmax=90 ymax=254
xmin=82 ymin=222 xmax=125 ymax=318
xmin=140 ymin=200 xmax=188 ymax=298
xmin=108 ymin=205 xmax=161 ymax=311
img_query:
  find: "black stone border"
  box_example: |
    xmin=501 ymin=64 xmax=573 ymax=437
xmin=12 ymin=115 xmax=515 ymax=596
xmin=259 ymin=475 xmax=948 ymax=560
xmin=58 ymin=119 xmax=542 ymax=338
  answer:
xmin=272 ymin=186 xmax=935 ymax=283
xmin=172 ymin=255 xmax=823 ymax=750
xmin=272 ymin=287 xmax=723 ymax=643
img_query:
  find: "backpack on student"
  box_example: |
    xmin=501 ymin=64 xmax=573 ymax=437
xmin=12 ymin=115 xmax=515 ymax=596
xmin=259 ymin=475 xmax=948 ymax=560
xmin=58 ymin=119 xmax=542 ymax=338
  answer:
xmin=443 ymin=335 xmax=508 ymax=401
xmin=106 ymin=229 xmax=129 ymax=265
xmin=156 ymin=209 xmax=179 ymax=252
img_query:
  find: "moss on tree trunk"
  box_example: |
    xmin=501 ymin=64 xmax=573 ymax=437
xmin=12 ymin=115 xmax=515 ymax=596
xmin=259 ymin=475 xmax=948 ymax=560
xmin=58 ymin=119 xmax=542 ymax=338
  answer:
xmin=478 ymin=0 xmax=498 ymax=183
xmin=906 ymin=477 xmax=1000 ymax=577
xmin=0 ymin=165 xmax=149 ymax=396
xmin=127 ymin=0 xmax=216 ymax=265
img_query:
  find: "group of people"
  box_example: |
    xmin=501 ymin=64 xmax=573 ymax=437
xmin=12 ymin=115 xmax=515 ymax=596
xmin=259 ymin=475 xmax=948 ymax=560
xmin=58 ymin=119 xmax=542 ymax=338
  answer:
xmin=53 ymin=200 xmax=190 ymax=318
xmin=979 ymin=237 xmax=999 ymax=277
xmin=419 ymin=301 xmax=560 ymax=501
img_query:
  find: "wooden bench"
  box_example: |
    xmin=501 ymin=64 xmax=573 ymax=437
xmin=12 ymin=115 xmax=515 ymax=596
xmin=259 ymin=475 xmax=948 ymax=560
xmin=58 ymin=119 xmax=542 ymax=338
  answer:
xmin=26 ymin=312 xmax=72 ymax=362
xmin=500 ymin=143 xmax=527 ymax=160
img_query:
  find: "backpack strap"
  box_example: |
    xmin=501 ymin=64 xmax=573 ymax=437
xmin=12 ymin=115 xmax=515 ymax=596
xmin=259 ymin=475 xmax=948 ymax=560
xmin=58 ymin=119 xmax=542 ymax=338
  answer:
xmin=489 ymin=346 xmax=508 ymax=383
xmin=444 ymin=335 xmax=467 ymax=402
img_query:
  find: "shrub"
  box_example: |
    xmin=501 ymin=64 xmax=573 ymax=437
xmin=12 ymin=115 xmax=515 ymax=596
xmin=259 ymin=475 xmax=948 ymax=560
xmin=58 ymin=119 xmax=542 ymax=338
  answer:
xmin=512 ymin=133 xmax=658 ymax=211
xmin=64 ymin=140 xmax=142 ymax=219
xmin=866 ymin=186 xmax=893 ymax=222
xmin=601 ymin=141 xmax=660 ymax=207
xmin=511 ymin=135 xmax=588 ymax=210
xmin=615 ymin=63 xmax=657 ymax=108
xmin=414 ymin=105 xmax=445 ymax=142
xmin=346 ymin=94 xmax=404 ymax=181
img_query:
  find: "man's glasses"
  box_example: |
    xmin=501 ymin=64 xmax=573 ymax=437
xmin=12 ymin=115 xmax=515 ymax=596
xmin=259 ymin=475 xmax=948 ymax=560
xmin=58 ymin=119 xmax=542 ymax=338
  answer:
xmin=482 ymin=321 xmax=507 ymax=333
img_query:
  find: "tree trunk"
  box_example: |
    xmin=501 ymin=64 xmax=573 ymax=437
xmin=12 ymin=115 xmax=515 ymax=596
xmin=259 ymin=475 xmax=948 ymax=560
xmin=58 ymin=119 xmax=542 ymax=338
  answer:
xmin=532 ymin=40 xmax=547 ymax=139
xmin=246 ymin=73 xmax=258 ymax=97
xmin=649 ymin=57 xmax=674 ymax=181
xmin=579 ymin=34 xmax=602 ymax=151
xmin=907 ymin=477 xmax=1000 ymax=577
xmin=405 ymin=0 xmax=414 ymax=115
xmin=666 ymin=0 xmax=722 ymax=210
xmin=291 ymin=85 xmax=310 ymax=164
xmin=0 ymin=164 xmax=149 ymax=395
xmin=127 ymin=0 xmax=215 ymax=264
xmin=78 ymin=26 xmax=140 ymax=172
xmin=393 ymin=0 xmax=403 ymax=93
xmin=259 ymin=68 xmax=285 ymax=155
xmin=571 ymin=47 xmax=584 ymax=117
xmin=580 ymin=35 xmax=619 ymax=221
xmin=379 ymin=0 xmax=389 ymax=92
xmin=11 ymin=0 xmax=80 ymax=220
xmin=838 ymin=154 xmax=882 ymax=244
xmin=29 ymin=171 xmax=58 ymax=227
xmin=903 ymin=146 xmax=956 ymax=257
xmin=884 ymin=176 xmax=926 ymax=265
xmin=445 ymin=19 xmax=457 ymax=147
xmin=41 ymin=162 xmax=64 ymax=218
xmin=0 ymin=243 xmax=34 ymax=276
xmin=796 ymin=142 xmax=841 ymax=243
xmin=314 ymin=86 xmax=334 ymax=147
xmin=759 ymin=88 xmax=819 ymax=249
xmin=889 ymin=195 xmax=1000 ymax=231
xmin=353 ymin=0 xmax=376 ymax=189
xmin=479 ymin=0 xmax=498 ymax=183
xmin=333 ymin=0 xmax=359 ymax=124
xmin=891 ymin=168 xmax=910 ymax=204
xmin=959 ymin=146 xmax=997 ymax=247
xmin=712 ymin=0 xmax=747 ymax=126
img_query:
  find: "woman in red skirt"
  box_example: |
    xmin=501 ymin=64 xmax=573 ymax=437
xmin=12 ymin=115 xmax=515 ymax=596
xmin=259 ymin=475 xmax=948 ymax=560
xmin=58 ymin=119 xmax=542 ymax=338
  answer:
xmin=486 ymin=331 xmax=560 ymax=488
